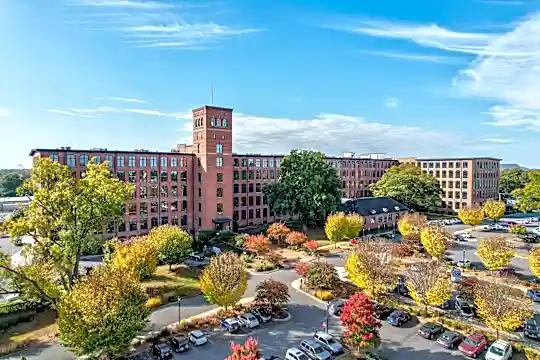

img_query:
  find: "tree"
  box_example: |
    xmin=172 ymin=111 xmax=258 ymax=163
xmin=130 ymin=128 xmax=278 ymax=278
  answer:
xmin=285 ymin=231 xmax=307 ymax=248
xmin=457 ymin=207 xmax=485 ymax=229
xmin=266 ymin=223 xmax=290 ymax=245
xmin=420 ymin=226 xmax=450 ymax=259
xmin=345 ymin=239 xmax=395 ymax=298
xmin=513 ymin=170 xmax=540 ymax=212
xmin=111 ymin=237 xmax=158 ymax=281
xmin=529 ymin=248 xmax=540 ymax=278
xmin=397 ymin=213 xmax=428 ymax=237
xmin=226 ymin=337 xmax=262 ymax=360
xmin=199 ymin=252 xmax=247 ymax=308
xmin=254 ymin=279 xmax=290 ymax=310
xmin=0 ymin=158 xmax=133 ymax=308
xmin=370 ymin=164 xmax=443 ymax=211
xmin=244 ymin=235 xmax=270 ymax=256
xmin=405 ymin=261 xmax=452 ymax=313
xmin=147 ymin=225 xmax=193 ymax=270
xmin=325 ymin=212 xmax=365 ymax=247
xmin=0 ymin=170 xmax=28 ymax=197
xmin=500 ymin=168 xmax=530 ymax=195
xmin=508 ymin=224 xmax=528 ymax=236
xmin=339 ymin=292 xmax=381 ymax=349
xmin=306 ymin=262 xmax=340 ymax=290
xmin=303 ymin=240 xmax=320 ymax=254
xmin=482 ymin=200 xmax=506 ymax=222
xmin=476 ymin=236 xmax=515 ymax=271
xmin=263 ymin=150 xmax=342 ymax=231
xmin=474 ymin=281 xmax=533 ymax=338
xmin=57 ymin=266 xmax=149 ymax=357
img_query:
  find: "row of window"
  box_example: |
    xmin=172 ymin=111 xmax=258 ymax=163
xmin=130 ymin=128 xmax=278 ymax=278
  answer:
xmin=233 ymin=183 xmax=264 ymax=194
xmin=421 ymin=161 xmax=469 ymax=169
xmin=429 ymin=170 xmax=469 ymax=179
xmin=131 ymin=185 xmax=188 ymax=198
xmin=234 ymin=195 xmax=267 ymax=207
xmin=443 ymin=191 xmax=469 ymax=200
xmin=125 ymin=200 xmax=188 ymax=215
xmin=233 ymin=208 xmax=275 ymax=221
xmin=474 ymin=179 xmax=498 ymax=189
xmin=233 ymin=158 xmax=282 ymax=168
xmin=340 ymin=170 xmax=387 ymax=178
xmin=343 ymin=190 xmax=372 ymax=198
xmin=49 ymin=153 xmax=188 ymax=168
xmin=117 ymin=170 xmax=188 ymax=183
xmin=111 ymin=215 xmax=188 ymax=233
xmin=233 ymin=169 xmax=281 ymax=181
xmin=193 ymin=117 xmax=230 ymax=129
xmin=440 ymin=180 xmax=468 ymax=189
xmin=342 ymin=180 xmax=378 ymax=188
xmin=330 ymin=160 xmax=394 ymax=169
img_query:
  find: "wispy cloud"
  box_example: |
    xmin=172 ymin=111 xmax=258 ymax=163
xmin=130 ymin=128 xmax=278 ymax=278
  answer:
xmin=481 ymin=137 xmax=514 ymax=143
xmin=385 ymin=97 xmax=399 ymax=108
xmin=477 ymin=0 xmax=524 ymax=5
xmin=47 ymin=106 xmax=189 ymax=119
xmin=0 ymin=108 xmax=7 ymax=117
xmin=97 ymin=96 xmax=147 ymax=104
xmin=356 ymin=49 xmax=464 ymax=64
xmin=68 ymin=0 xmax=263 ymax=49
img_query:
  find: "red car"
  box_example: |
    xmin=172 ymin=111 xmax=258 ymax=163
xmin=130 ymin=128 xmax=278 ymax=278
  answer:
xmin=350 ymin=238 xmax=359 ymax=245
xmin=458 ymin=332 xmax=488 ymax=358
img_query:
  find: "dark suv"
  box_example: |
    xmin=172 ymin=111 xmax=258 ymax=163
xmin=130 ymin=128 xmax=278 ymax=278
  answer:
xmin=151 ymin=343 xmax=173 ymax=359
xmin=525 ymin=317 xmax=540 ymax=340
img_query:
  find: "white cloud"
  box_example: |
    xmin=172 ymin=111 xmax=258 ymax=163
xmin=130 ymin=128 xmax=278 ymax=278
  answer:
xmin=356 ymin=49 xmax=464 ymax=64
xmin=97 ymin=97 xmax=147 ymax=104
xmin=477 ymin=0 xmax=524 ymax=5
xmin=69 ymin=1 xmax=263 ymax=49
xmin=385 ymin=97 xmax=399 ymax=108
xmin=0 ymin=108 xmax=7 ymax=117
xmin=481 ymin=137 xmax=514 ymax=143
xmin=47 ymin=106 xmax=189 ymax=119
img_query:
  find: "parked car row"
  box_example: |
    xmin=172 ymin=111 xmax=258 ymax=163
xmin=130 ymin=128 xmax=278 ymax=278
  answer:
xmin=284 ymin=332 xmax=344 ymax=360
xmin=150 ymin=330 xmax=209 ymax=359
xmin=220 ymin=307 xmax=273 ymax=333
xmin=429 ymin=218 xmax=461 ymax=226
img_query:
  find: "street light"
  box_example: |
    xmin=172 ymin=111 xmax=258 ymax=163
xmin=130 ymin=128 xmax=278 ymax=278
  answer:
xmin=325 ymin=301 xmax=330 ymax=333
xmin=177 ymin=296 xmax=183 ymax=324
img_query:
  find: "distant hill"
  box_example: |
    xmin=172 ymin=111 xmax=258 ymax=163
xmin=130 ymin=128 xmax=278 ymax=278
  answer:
xmin=501 ymin=163 xmax=529 ymax=171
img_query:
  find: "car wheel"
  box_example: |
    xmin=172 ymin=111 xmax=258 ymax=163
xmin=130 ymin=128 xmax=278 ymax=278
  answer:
xmin=472 ymin=352 xmax=477 ymax=358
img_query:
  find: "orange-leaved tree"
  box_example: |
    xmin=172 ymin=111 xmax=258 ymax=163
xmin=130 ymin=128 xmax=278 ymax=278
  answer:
xmin=266 ymin=223 xmax=291 ymax=245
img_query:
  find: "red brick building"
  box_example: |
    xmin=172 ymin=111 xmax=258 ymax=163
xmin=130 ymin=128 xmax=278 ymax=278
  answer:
xmin=29 ymin=105 xmax=399 ymax=238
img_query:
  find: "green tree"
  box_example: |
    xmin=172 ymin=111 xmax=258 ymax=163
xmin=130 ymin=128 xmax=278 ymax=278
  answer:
xmin=58 ymin=265 xmax=149 ymax=357
xmin=370 ymin=164 xmax=443 ymax=211
xmin=513 ymin=170 xmax=540 ymax=212
xmin=0 ymin=158 xmax=133 ymax=308
xmin=200 ymin=252 xmax=247 ymax=308
xmin=263 ymin=150 xmax=341 ymax=231
xmin=477 ymin=236 xmax=515 ymax=271
xmin=500 ymin=168 xmax=530 ymax=195
xmin=0 ymin=170 xmax=28 ymax=197
xmin=147 ymin=225 xmax=193 ymax=270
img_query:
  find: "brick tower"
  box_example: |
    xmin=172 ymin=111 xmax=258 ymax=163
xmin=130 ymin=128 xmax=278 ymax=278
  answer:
xmin=191 ymin=105 xmax=234 ymax=231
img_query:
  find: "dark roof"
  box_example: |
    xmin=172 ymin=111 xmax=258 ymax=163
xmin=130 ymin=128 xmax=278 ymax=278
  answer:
xmin=341 ymin=197 xmax=409 ymax=217
xmin=212 ymin=218 xmax=233 ymax=224
xmin=29 ymin=148 xmax=195 ymax=156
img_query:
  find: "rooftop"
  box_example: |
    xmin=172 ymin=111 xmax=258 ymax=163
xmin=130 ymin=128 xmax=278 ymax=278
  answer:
xmin=29 ymin=148 xmax=194 ymax=156
xmin=341 ymin=196 xmax=409 ymax=217
xmin=192 ymin=105 xmax=233 ymax=112
xmin=412 ymin=157 xmax=501 ymax=162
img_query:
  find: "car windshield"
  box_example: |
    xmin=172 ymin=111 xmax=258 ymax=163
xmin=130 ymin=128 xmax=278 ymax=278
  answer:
xmin=464 ymin=337 xmax=480 ymax=347
xmin=489 ymin=346 xmax=505 ymax=356
xmin=440 ymin=332 xmax=453 ymax=340
xmin=298 ymin=354 xmax=309 ymax=360
xmin=421 ymin=324 xmax=434 ymax=331
xmin=326 ymin=337 xmax=337 ymax=344
xmin=191 ymin=332 xmax=205 ymax=339
xmin=461 ymin=305 xmax=472 ymax=312
xmin=313 ymin=345 xmax=325 ymax=354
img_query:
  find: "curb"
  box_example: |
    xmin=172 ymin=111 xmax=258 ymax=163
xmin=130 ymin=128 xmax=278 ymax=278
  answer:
xmin=246 ymin=268 xmax=284 ymax=276
xmin=272 ymin=311 xmax=292 ymax=322
xmin=291 ymin=278 xmax=327 ymax=305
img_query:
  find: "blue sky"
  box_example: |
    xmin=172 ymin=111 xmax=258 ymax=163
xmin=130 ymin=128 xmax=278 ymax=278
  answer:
xmin=1 ymin=0 xmax=539 ymax=169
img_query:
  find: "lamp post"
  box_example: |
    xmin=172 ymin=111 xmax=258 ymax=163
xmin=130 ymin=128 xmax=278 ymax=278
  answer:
xmin=325 ymin=301 xmax=330 ymax=333
xmin=177 ymin=296 xmax=183 ymax=324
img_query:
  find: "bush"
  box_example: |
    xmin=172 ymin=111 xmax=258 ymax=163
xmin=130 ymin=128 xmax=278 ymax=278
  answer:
xmin=286 ymin=231 xmax=308 ymax=248
xmin=509 ymin=224 xmax=528 ymax=236
xmin=314 ymin=290 xmax=334 ymax=301
xmin=391 ymin=244 xmax=414 ymax=258
xmin=0 ymin=299 xmax=40 ymax=315
xmin=307 ymin=262 xmax=340 ymax=290
xmin=242 ymin=253 xmax=253 ymax=263
xmin=295 ymin=262 xmax=309 ymax=278
xmin=145 ymin=297 xmax=162 ymax=309
xmin=235 ymin=234 xmax=249 ymax=247
xmin=252 ymin=260 xmax=278 ymax=272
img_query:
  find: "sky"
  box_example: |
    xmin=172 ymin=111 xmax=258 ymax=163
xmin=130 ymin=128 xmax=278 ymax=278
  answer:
xmin=1 ymin=0 xmax=540 ymax=169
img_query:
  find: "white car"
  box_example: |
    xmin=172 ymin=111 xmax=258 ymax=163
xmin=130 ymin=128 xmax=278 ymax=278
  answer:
xmin=494 ymin=224 xmax=508 ymax=231
xmin=533 ymin=227 xmax=540 ymax=236
xmin=285 ymin=347 xmax=310 ymax=360
xmin=237 ymin=312 xmax=260 ymax=328
xmin=485 ymin=339 xmax=512 ymax=360
xmin=188 ymin=330 xmax=208 ymax=346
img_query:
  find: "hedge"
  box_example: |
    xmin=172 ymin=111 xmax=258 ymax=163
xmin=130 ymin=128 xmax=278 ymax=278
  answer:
xmin=0 ymin=299 xmax=40 ymax=315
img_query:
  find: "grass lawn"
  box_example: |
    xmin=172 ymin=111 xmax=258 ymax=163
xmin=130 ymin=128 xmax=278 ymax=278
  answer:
xmin=0 ymin=309 xmax=58 ymax=354
xmin=141 ymin=265 xmax=201 ymax=297
xmin=306 ymin=227 xmax=328 ymax=242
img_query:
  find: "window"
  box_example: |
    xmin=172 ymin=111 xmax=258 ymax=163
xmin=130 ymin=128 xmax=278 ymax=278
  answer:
xmin=241 ymin=159 xmax=247 ymax=167
xmin=150 ymin=185 xmax=158 ymax=197
xmin=161 ymin=157 xmax=167 ymax=168
xmin=269 ymin=159 xmax=274 ymax=167
xmin=234 ymin=158 xmax=239 ymax=167
xmin=140 ymin=170 xmax=147 ymax=182
xmin=241 ymin=197 xmax=247 ymax=206
xmin=216 ymin=157 xmax=223 ymax=167
xmin=67 ymin=155 xmax=76 ymax=167
xmin=160 ymin=201 xmax=168 ymax=213
xmin=234 ymin=170 xmax=239 ymax=180
xmin=150 ymin=170 xmax=158 ymax=182
xmin=140 ymin=186 xmax=147 ymax=199
xmin=160 ymin=185 xmax=168 ymax=197
xmin=249 ymin=170 xmax=254 ymax=180
xmin=217 ymin=203 xmax=224 ymax=213
xmin=161 ymin=217 xmax=168 ymax=225
xmin=117 ymin=155 xmax=125 ymax=167
xmin=248 ymin=183 xmax=254 ymax=193
xmin=171 ymin=200 xmax=178 ymax=211
xmin=217 ymin=188 xmax=223 ymax=198
xmin=216 ymin=144 xmax=223 ymax=154
xmin=262 ymin=159 xmax=268 ymax=167
xmin=223 ymin=119 xmax=228 ymax=128
xmin=241 ymin=184 xmax=247 ymax=193
xmin=118 ymin=222 xmax=126 ymax=232
xmin=255 ymin=183 xmax=261 ymax=192
xmin=255 ymin=196 xmax=261 ymax=206
xmin=249 ymin=196 xmax=253 ymax=206
xmin=256 ymin=159 xmax=261 ymax=168
xmin=140 ymin=219 xmax=148 ymax=230
xmin=160 ymin=171 xmax=168 ymax=182
xmin=171 ymin=157 xmax=177 ymax=167
xmin=150 ymin=156 xmax=157 ymax=168
xmin=248 ymin=159 xmax=254 ymax=167
xmin=117 ymin=171 xmax=125 ymax=181
xmin=104 ymin=155 xmax=113 ymax=166
xmin=80 ymin=154 xmax=89 ymax=165
xmin=128 ymin=171 xmax=136 ymax=183
xmin=171 ymin=171 xmax=178 ymax=182
xmin=128 ymin=156 xmax=136 ymax=167
xmin=128 ymin=203 xmax=137 ymax=215
xmin=182 ymin=200 xmax=187 ymax=210
xmin=217 ymin=118 xmax=222 ymax=127
xmin=211 ymin=117 xmax=216 ymax=127
xmin=140 ymin=156 xmax=147 ymax=168
xmin=217 ymin=173 xmax=223 ymax=182
xmin=241 ymin=170 xmax=247 ymax=180
xmin=171 ymin=186 xmax=178 ymax=196
xmin=180 ymin=171 xmax=187 ymax=181
xmin=233 ymin=184 xmax=239 ymax=193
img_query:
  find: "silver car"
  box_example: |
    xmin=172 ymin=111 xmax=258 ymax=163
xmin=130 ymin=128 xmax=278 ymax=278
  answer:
xmin=299 ymin=339 xmax=331 ymax=360
xmin=312 ymin=332 xmax=343 ymax=355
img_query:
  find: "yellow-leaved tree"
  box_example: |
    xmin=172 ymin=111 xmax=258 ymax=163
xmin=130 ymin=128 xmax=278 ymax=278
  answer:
xmin=476 ymin=236 xmax=515 ymax=271
xmin=58 ymin=266 xmax=149 ymax=357
xmin=405 ymin=261 xmax=452 ymax=314
xmin=200 ymin=252 xmax=247 ymax=308
xmin=325 ymin=212 xmax=364 ymax=247
xmin=146 ymin=225 xmax=193 ymax=270
xmin=457 ymin=207 xmax=485 ymax=229
xmin=474 ymin=281 xmax=533 ymax=338
xmin=420 ymin=226 xmax=450 ymax=259
xmin=111 ymin=237 xmax=158 ymax=281
xmin=529 ymin=248 xmax=540 ymax=278
xmin=398 ymin=212 xmax=428 ymax=248
xmin=482 ymin=200 xmax=506 ymax=223
xmin=345 ymin=239 xmax=395 ymax=299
